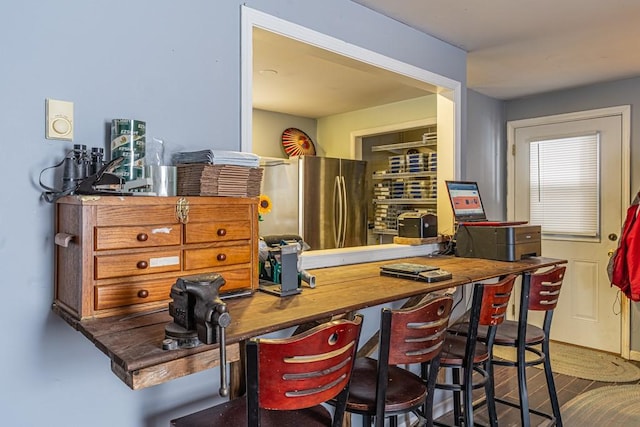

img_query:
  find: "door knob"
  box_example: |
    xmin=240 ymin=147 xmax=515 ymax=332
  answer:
xmin=608 ymin=249 xmax=615 ymax=257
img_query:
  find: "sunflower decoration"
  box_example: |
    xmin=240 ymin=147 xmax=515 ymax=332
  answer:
xmin=258 ymin=194 xmax=272 ymax=222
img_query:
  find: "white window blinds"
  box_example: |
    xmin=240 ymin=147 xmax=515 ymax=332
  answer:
xmin=529 ymin=133 xmax=600 ymax=237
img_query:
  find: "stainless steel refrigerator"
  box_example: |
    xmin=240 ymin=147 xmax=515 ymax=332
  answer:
xmin=260 ymin=155 xmax=367 ymax=250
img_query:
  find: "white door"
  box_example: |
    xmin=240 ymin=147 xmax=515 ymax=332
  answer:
xmin=508 ymin=107 xmax=630 ymax=354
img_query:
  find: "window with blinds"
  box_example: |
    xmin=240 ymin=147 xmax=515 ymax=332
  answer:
xmin=529 ymin=133 xmax=600 ymax=238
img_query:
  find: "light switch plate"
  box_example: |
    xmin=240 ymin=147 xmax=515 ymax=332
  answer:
xmin=46 ymin=98 xmax=74 ymax=141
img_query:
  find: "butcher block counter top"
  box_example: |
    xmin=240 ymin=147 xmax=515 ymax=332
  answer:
xmin=53 ymin=255 xmax=565 ymax=390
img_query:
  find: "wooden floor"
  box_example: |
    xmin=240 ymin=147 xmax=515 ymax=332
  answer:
xmin=435 ymin=362 xmax=640 ymax=426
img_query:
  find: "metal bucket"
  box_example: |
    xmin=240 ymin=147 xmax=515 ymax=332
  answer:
xmin=144 ymin=165 xmax=177 ymax=196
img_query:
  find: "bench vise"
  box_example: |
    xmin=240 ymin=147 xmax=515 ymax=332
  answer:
xmin=162 ymin=273 xmax=231 ymax=396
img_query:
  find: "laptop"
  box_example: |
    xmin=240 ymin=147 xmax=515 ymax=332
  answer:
xmin=379 ymin=262 xmax=452 ymax=282
xmin=445 ymin=180 xmax=528 ymax=227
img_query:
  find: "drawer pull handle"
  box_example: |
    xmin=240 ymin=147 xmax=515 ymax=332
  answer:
xmin=176 ymin=198 xmax=190 ymax=224
xmin=136 ymin=261 xmax=148 ymax=269
xmin=137 ymin=290 xmax=149 ymax=298
xmin=54 ymin=232 xmax=75 ymax=247
xmin=217 ymin=253 xmax=227 ymax=262
xmin=217 ymin=228 xmax=227 ymax=237
xmin=137 ymin=233 xmax=149 ymax=242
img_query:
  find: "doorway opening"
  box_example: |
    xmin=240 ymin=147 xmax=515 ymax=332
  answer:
xmin=240 ymin=6 xmax=461 ymax=260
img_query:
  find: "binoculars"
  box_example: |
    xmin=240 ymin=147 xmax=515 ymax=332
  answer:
xmin=62 ymin=144 xmax=104 ymax=192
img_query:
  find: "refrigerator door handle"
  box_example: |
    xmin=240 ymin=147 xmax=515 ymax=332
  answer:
xmin=340 ymin=175 xmax=347 ymax=248
xmin=333 ymin=175 xmax=343 ymax=248
xmin=338 ymin=176 xmax=345 ymax=247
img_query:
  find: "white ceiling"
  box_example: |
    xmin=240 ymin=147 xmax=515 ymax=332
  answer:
xmin=252 ymin=28 xmax=434 ymax=118
xmin=253 ymin=1 xmax=640 ymax=118
xmin=353 ymin=0 xmax=640 ymax=100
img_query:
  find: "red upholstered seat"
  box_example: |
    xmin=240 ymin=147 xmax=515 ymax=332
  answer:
xmin=170 ymin=398 xmax=334 ymax=426
xmin=171 ymin=316 xmax=363 ymax=427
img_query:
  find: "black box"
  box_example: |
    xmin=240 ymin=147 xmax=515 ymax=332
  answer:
xmin=397 ymin=213 xmax=437 ymax=238
xmin=455 ymin=225 xmax=541 ymax=261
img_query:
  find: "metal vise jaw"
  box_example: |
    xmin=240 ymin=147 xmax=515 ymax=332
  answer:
xmin=163 ymin=273 xmax=231 ymax=396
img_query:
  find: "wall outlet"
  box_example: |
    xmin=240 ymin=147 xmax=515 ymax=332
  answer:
xmin=46 ymin=98 xmax=74 ymax=141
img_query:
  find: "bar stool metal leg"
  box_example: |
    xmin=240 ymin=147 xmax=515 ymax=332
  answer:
xmin=542 ymin=315 xmax=563 ymax=426
xmin=484 ymin=355 xmax=499 ymax=427
xmin=517 ymin=276 xmax=531 ymax=427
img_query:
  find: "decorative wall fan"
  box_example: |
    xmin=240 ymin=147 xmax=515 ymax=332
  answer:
xmin=281 ymin=127 xmax=316 ymax=157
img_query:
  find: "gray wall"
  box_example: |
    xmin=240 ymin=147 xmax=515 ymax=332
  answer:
xmin=0 ymin=1 xmax=465 ymax=425
xmin=506 ymin=76 xmax=640 ymax=192
xmin=465 ymin=90 xmax=507 ymax=220
xmin=506 ymin=76 xmax=640 ymax=351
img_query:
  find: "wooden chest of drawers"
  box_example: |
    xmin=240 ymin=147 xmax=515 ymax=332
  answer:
xmin=54 ymin=195 xmax=258 ymax=320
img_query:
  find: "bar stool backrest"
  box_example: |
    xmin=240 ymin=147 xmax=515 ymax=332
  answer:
xmin=374 ymin=295 xmax=454 ymax=426
xmin=384 ymin=295 xmax=454 ymax=366
xmin=527 ymin=266 xmax=566 ymax=311
xmin=248 ymin=315 xmax=363 ymax=420
xmin=478 ymin=275 xmax=518 ymax=327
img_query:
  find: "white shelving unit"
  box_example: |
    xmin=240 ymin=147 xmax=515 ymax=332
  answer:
xmin=373 ymin=171 xmax=436 ymax=180
xmin=367 ymin=127 xmax=438 ymax=239
xmin=371 ymin=139 xmax=437 ymax=153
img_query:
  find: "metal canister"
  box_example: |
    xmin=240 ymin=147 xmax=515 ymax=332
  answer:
xmin=110 ymin=119 xmax=146 ymax=181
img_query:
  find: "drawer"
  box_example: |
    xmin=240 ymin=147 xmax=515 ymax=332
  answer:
xmin=184 ymin=221 xmax=251 ymax=244
xmin=184 ymin=246 xmax=251 ymax=270
xmin=96 ymin=205 xmax=180 ymax=226
xmin=95 ymin=225 xmax=181 ymax=250
xmin=95 ymin=278 xmax=176 ymax=310
xmin=187 ymin=205 xmax=251 ymax=223
xmin=218 ymin=266 xmax=253 ymax=292
xmin=95 ymin=250 xmax=182 ymax=279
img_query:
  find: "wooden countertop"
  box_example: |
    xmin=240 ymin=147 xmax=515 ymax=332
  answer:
xmin=53 ymin=255 xmax=565 ymax=389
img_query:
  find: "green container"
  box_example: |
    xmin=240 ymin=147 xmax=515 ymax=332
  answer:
xmin=110 ymin=119 xmax=146 ymax=181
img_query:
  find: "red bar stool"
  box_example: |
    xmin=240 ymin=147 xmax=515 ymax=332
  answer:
xmin=340 ymin=295 xmax=454 ymax=427
xmin=483 ymin=265 xmax=566 ymax=427
xmin=170 ymin=315 xmax=363 ymax=427
xmin=433 ymin=274 xmax=517 ymax=427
